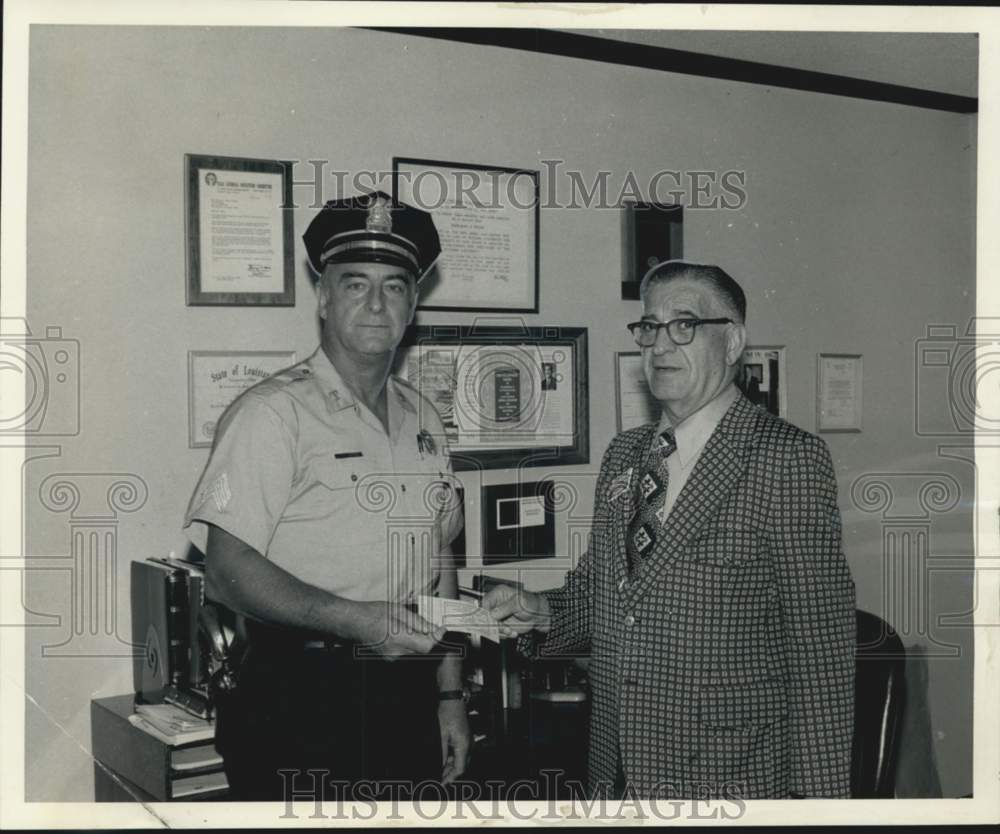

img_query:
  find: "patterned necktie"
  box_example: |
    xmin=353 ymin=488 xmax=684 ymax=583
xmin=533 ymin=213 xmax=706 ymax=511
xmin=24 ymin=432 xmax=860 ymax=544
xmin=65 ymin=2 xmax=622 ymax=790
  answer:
xmin=626 ymin=428 xmax=678 ymax=574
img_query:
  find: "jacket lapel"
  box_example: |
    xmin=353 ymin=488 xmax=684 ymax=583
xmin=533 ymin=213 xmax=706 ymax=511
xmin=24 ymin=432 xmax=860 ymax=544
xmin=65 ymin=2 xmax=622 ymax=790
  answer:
xmin=621 ymin=395 xmax=762 ymax=610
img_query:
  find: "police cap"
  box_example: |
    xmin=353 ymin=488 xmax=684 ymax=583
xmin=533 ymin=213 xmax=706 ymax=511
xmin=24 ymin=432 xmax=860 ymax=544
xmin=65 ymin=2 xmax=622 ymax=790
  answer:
xmin=303 ymin=190 xmax=441 ymax=282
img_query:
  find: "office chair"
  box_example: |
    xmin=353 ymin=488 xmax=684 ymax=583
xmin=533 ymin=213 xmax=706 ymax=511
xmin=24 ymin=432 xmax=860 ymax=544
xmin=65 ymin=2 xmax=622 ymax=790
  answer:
xmin=851 ymin=609 xmax=906 ymax=798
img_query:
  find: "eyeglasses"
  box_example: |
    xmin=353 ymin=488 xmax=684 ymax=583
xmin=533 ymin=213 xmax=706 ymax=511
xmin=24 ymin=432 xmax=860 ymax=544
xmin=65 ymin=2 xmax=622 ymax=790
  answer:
xmin=626 ymin=317 xmax=734 ymax=347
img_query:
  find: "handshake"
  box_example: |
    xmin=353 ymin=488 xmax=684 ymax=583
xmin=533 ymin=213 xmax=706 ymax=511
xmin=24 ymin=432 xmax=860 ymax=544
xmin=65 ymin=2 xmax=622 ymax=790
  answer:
xmin=349 ymin=586 xmax=552 ymax=660
xmin=418 ymin=586 xmax=551 ymax=643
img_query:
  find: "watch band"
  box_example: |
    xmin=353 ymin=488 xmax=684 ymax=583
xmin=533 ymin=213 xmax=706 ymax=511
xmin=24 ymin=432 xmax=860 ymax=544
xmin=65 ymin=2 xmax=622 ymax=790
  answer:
xmin=438 ymin=689 xmax=465 ymax=701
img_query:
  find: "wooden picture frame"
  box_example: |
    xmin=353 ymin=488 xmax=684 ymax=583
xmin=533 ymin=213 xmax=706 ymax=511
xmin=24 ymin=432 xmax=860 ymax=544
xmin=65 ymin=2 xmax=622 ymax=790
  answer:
xmin=401 ymin=325 xmax=588 ymax=470
xmin=185 ymin=153 xmax=295 ymax=306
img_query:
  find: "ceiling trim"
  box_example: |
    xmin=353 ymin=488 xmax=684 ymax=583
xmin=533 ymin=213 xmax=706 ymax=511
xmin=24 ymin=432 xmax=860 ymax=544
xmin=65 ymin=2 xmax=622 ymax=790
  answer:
xmin=367 ymin=27 xmax=977 ymax=115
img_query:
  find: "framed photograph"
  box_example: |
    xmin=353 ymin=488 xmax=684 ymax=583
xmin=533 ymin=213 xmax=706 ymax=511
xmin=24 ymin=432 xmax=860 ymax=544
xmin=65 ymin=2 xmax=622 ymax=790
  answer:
xmin=738 ymin=346 xmax=787 ymax=418
xmin=614 ymin=351 xmax=659 ymax=432
xmin=621 ymin=201 xmax=683 ymax=300
xmin=187 ymin=350 xmax=296 ymax=448
xmin=393 ymin=158 xmax=539 ymax=312
xmin=185 ymin=153 xmax=295 ymax=306
xmin=481 ymin=480 xmax=556 ymax=566
xmin=817 ymin=353 xmax=863 ymax=432
xmin=401 ymin=325 xmax=588 ymax=470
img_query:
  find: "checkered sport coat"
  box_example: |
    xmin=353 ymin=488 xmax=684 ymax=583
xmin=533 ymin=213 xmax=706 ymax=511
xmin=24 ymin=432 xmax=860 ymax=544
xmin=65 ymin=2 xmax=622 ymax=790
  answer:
xmin=535 ymin=392 xmax=856 ymax=799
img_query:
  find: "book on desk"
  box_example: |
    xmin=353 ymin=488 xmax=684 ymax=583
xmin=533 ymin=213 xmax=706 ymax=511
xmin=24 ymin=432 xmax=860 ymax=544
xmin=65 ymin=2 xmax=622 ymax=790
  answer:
xmin=91 ymin=694 xmax=228 ymax=801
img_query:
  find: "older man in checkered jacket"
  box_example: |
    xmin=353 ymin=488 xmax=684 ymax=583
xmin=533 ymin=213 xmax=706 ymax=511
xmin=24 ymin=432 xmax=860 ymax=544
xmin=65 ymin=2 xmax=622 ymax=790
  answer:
xmin=484 ymin=261 xmax=856 ymax=800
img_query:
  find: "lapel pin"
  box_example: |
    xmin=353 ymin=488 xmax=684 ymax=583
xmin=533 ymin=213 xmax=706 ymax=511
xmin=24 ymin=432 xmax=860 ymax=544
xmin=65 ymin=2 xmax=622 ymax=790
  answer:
xmin=608 ymin=468 xmax=633 ymax=501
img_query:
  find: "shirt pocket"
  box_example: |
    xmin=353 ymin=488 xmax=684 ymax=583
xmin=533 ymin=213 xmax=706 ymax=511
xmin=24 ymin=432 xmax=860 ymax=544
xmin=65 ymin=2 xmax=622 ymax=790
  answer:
xmin=297 ymin=456 xmax=398 ymax=524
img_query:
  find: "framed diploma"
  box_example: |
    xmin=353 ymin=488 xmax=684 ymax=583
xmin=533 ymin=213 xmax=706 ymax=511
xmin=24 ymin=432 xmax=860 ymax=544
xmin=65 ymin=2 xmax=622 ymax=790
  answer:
xmin=185 ymin=153 xmax=295 ymax=306
xmin=187 ymin=350 xmax=296 ymax=448
xmin=402 ymin=325 xmax=588 ymax=470
xmin=817 ymin=353 xmax=863 ymax=433
xmin=392 ymin=158 xmax=539 ymax=312
xmin=614 ymin=351 xmax=659 ymax=432
xmin=621 ymin=201 xmax=683 ymax=300
xmin=738 ymin=346 xmax=787 ymax=418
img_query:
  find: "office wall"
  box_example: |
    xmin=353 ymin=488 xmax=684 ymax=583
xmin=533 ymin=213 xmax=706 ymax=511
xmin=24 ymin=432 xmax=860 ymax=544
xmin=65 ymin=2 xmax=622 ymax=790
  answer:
xmin=23 ymin=26 xmax=976 ymax=799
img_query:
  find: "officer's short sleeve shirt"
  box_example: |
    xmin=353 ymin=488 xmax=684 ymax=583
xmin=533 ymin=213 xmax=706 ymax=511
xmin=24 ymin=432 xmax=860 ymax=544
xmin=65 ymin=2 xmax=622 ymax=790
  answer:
xmin=184 ymin=347 xmax=463 ymax=603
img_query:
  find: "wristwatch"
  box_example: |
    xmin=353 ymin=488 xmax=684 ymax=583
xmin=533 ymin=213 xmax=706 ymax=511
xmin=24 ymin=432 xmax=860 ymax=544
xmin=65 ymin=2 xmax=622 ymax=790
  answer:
xmin=438 ymin=688 xmax=469 ymax=703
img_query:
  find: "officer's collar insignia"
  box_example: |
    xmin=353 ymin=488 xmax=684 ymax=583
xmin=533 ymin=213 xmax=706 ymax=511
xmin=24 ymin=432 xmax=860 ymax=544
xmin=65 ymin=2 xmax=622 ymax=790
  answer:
xmin=608 ymin=468 xmax=633 ymax=501
xmin=365 ymin=195 xmax=393 ymax=234
xmin=326 ymin=388 xmax=353 ymax=412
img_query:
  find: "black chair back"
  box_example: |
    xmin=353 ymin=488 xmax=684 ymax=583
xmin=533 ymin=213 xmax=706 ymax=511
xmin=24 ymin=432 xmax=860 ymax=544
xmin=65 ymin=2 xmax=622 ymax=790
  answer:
xmin=852 ymin=609 xmax=906 ymax=797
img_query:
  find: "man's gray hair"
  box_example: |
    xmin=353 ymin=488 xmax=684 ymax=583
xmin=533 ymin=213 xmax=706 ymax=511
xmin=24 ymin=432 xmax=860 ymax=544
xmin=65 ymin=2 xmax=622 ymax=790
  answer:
xmin=639 ymin=260 xmax=747 ymax=323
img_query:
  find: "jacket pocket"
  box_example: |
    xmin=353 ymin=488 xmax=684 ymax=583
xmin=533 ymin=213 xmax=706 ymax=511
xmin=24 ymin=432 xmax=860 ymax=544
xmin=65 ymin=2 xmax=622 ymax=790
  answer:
xmin=687 ymin=526 xmax=768 ymax=566
xmin=699 ymin=678 xmax=788 ymax=728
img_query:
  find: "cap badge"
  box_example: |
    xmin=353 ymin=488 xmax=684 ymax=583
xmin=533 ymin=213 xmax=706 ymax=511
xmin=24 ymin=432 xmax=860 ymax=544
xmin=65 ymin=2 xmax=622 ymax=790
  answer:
xmin=365 ymin=195 xmax=393 ymax=234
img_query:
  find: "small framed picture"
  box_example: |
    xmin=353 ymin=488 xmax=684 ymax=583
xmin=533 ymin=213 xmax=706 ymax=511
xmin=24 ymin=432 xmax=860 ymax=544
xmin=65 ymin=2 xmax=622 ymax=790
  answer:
xmin=185 ymin=153 xmax=295 ymax=306
xmin=481 ymin=480 xmax=556 ymax=566
xmin=187 ymin=350 xmax=296 ymax=447
xmin=738 ymin=346 xmax=787 ymax=418
xmin=817 ymin=353 xmax=863 ymax=432
xmin=621 ymin=201 xmax=683 ymax=300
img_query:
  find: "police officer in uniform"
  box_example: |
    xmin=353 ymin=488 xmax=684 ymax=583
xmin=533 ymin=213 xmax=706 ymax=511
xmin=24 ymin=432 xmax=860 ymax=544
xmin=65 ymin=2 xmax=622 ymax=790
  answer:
xmin=184 ymin=191 xmax=469 ymax=800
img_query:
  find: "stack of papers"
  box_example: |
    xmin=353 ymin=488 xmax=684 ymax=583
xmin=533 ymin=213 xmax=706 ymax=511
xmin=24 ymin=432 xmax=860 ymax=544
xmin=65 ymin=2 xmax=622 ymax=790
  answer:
xmin=130 ymin=702 xmax=215 ymax=745
xmin=418 ymin=595 xmax=501 ymax=643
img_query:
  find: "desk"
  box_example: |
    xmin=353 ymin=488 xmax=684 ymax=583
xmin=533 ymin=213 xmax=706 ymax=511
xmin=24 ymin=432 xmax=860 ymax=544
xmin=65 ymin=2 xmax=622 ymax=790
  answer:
xmin=91 ymin=695 xmax=228 ymax=801
xmin=464 ymin=647 xmax=590 ymax=796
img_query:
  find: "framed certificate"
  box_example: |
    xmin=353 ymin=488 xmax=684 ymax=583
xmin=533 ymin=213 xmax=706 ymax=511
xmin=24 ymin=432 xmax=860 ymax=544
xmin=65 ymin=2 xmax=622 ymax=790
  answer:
xmin=187 ymin=350 xmax=296 ymax=447
xmin=393 ymin=158 xmax=539 ymax=312
xmin=817 ymin=353 xmax=863 ymax=432
xmin=185 ymin=153 xmax=295 ymax=306
xmin=402 ymin=325 xmax=588 ymax=470
xmin=614 ymin=351 xmax=659 ymax=432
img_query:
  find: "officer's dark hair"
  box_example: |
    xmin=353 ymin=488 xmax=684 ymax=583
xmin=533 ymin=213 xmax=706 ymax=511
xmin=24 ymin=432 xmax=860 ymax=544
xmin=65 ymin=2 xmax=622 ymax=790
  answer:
xmin=639 ymin=261 xmax=747 ymax=324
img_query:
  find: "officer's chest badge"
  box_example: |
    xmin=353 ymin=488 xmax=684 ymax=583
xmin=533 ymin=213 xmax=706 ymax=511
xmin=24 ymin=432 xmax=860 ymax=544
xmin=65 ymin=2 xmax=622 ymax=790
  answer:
xmin=417 ymin=428 xmax=437 ymax=456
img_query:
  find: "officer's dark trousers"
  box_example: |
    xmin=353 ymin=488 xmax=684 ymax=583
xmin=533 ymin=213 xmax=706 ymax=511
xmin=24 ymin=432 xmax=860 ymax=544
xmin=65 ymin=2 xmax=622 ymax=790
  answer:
xmin=214 ymin=624 xmax=442 ymax=801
